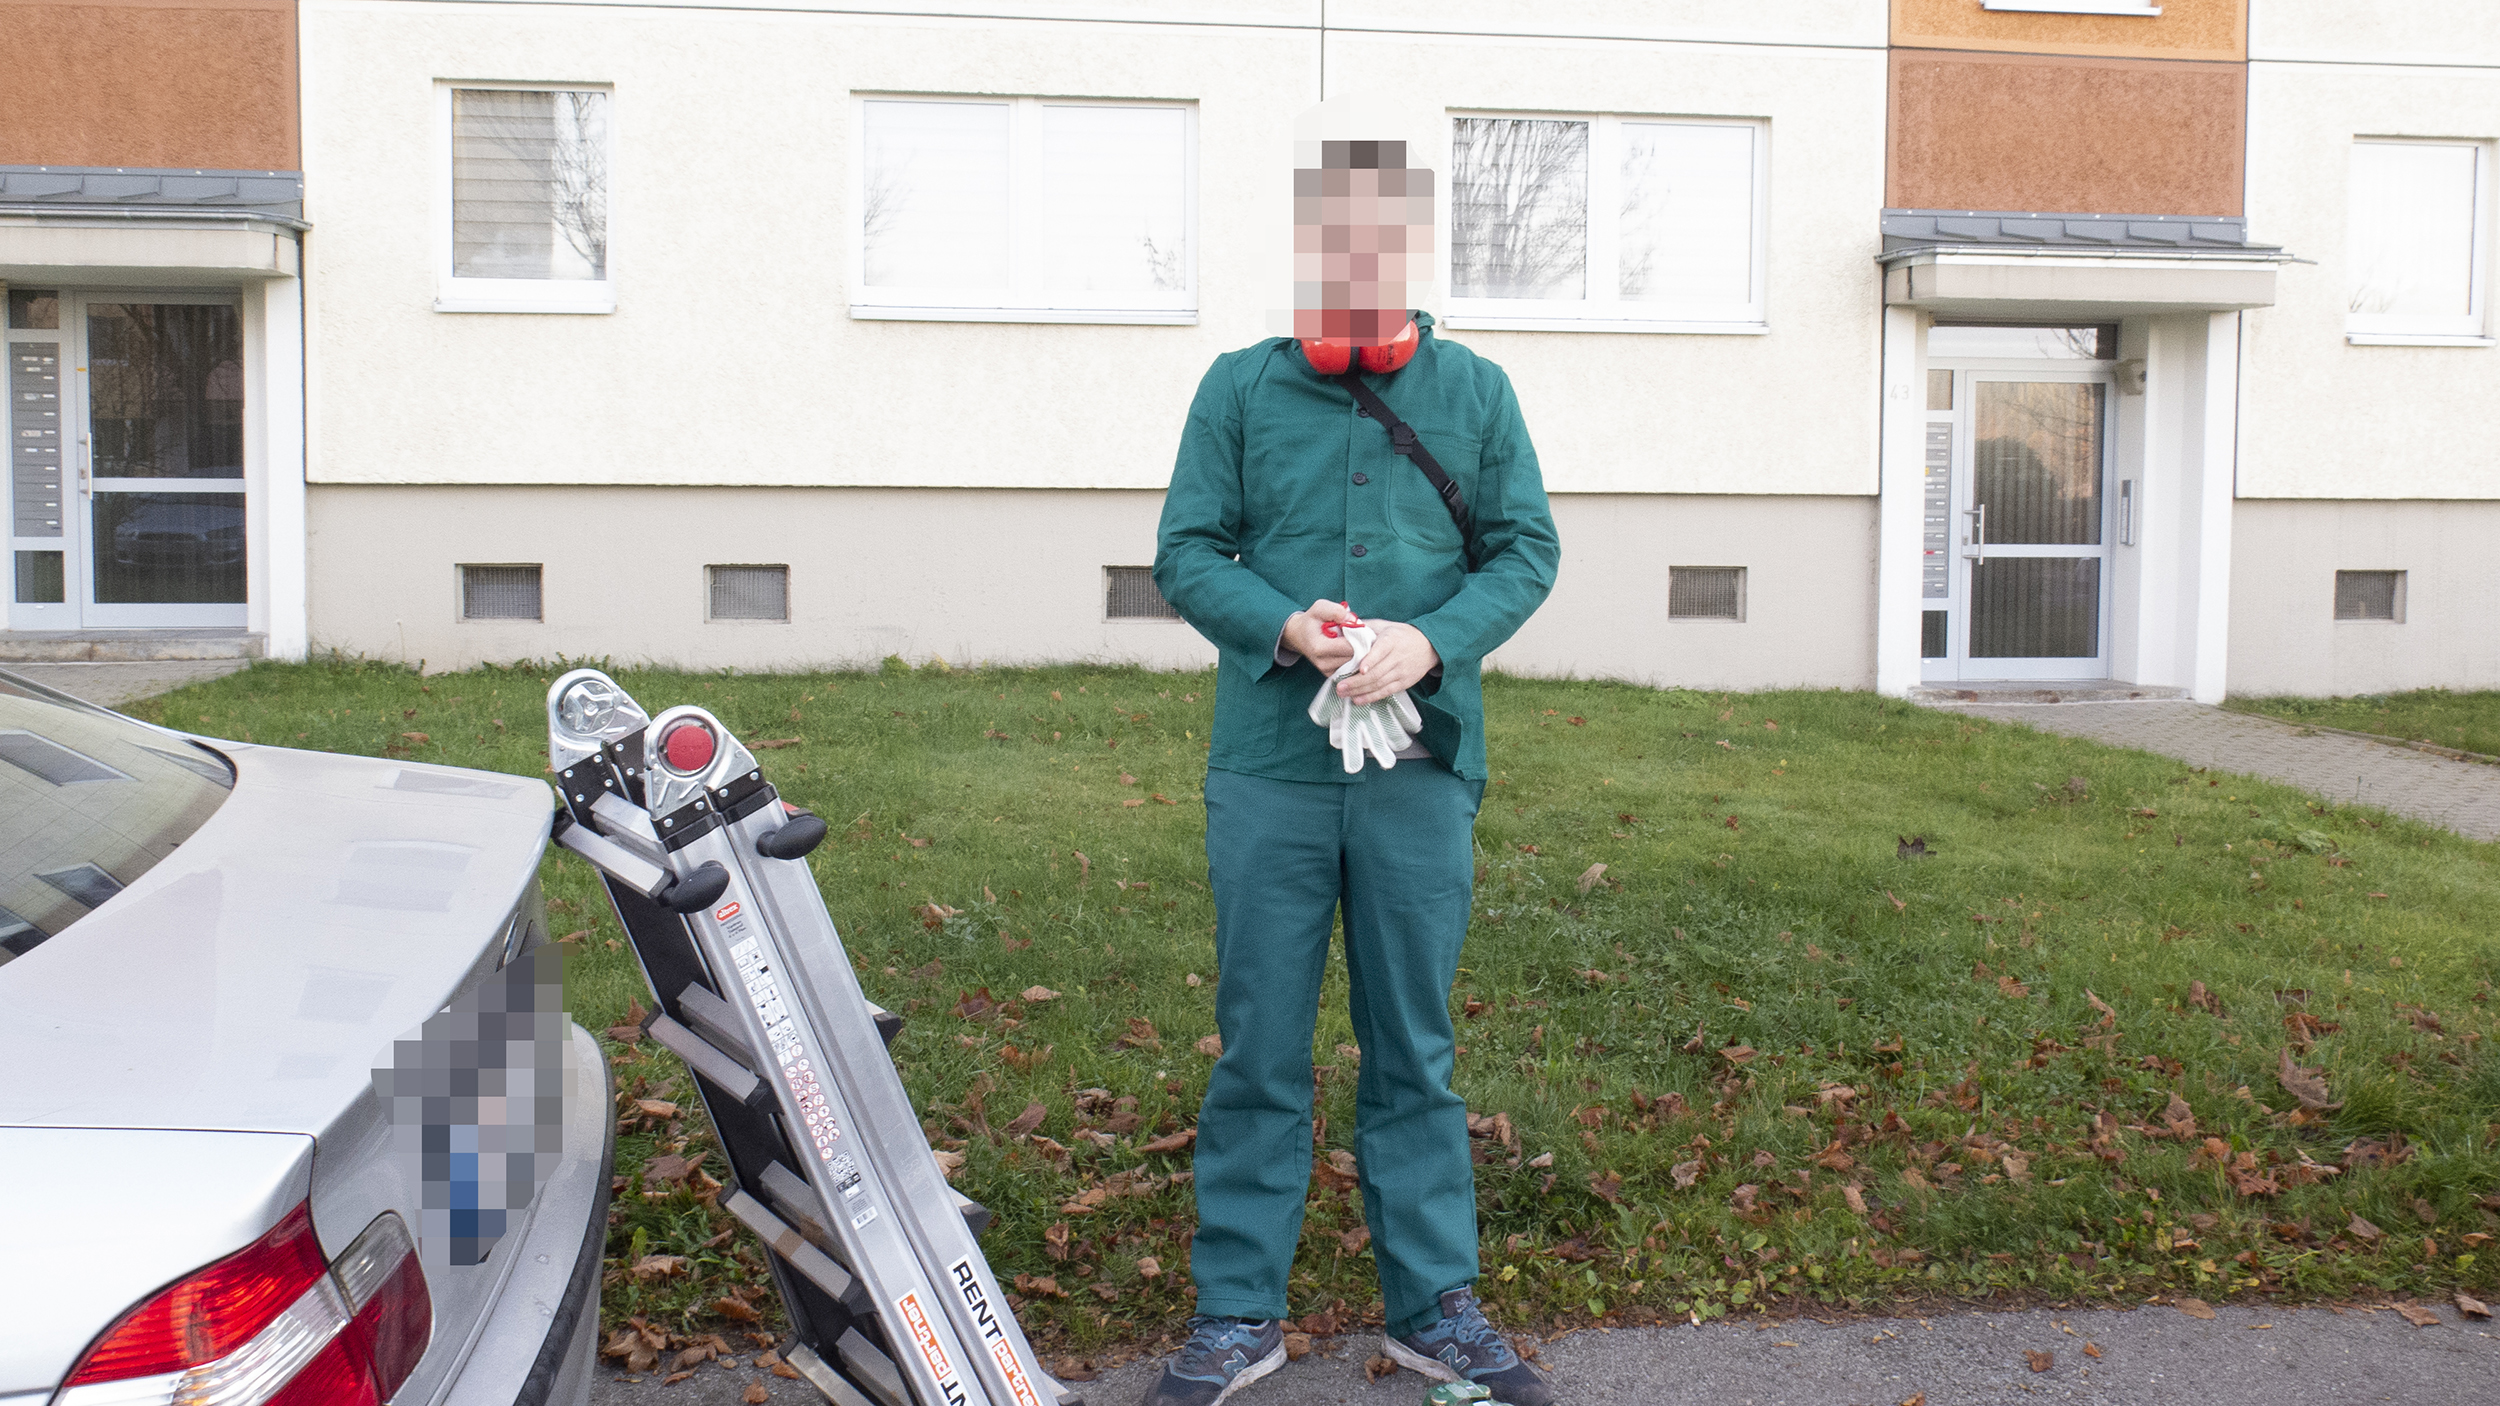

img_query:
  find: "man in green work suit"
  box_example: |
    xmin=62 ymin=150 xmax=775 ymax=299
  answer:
xmin=1141 ymin=134 xmax=1561 ymax=1406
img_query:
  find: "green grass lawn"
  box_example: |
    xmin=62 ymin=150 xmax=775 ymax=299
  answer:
xmin=133 ymin=659 xmax=2500 ymax=1362
xmin=2229 ymin=689 xmax=2500 ymax=759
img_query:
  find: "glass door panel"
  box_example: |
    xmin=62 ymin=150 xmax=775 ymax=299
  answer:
xmin=75 ymin=297 xmax=247 ymax=627
xmin=1973 ymin=381 xmax=2103 ymax=546
xmin=1970 ymin=556 xmax=2101 ymax=659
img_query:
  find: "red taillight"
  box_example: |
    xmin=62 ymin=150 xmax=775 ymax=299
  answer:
xmin=58 ymin=1205 xmax=431 ymax=1406
xmin=65 ymin=1200 xmax=327 ymax=1384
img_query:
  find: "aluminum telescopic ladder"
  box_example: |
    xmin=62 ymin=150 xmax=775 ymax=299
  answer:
xmin=544 ymin=669 xmax=1080 ymax=1406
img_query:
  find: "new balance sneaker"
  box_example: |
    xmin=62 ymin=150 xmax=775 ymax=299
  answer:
xmin=1137 ymin=1316 xmax=1286 ymax=1406
xmin=1383 ymin=1288 xmax=1555 ymax=1406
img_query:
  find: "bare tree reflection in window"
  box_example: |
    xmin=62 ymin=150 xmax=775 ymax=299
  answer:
xmin=1450 ymin=117 xmax=1588 ymax=299
xmin=452 ymin=89 xmax=608 ymax=281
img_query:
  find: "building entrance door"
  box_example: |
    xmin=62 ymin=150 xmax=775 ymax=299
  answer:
xmin=1920 ymin=329 xmax=2116 ymax=683
xmin=7 ymin=290 xmax=247 ymax=632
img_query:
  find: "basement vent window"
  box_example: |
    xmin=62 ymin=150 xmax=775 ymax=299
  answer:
xmin=459 ymin=564 xmax=543 ymax=622
xmin=1668 ymin=566 xmax=1745 ymax=622
xmin=1105 ymin=566 xmax=1180 ymax=621
xmin=709 ymin=564 xmax=790 ymax=622
xmin=2334 ymin=570 xmax=2405 ymax=622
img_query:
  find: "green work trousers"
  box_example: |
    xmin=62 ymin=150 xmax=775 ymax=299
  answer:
xmin=1188 ymin=761 xmax=1485 ymax=1337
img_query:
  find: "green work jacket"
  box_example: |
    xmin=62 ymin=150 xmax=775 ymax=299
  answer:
xmin=1153 ymin=313 xmax=1560 ymax=784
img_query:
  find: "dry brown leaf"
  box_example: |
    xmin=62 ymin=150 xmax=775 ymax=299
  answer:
xmin=662 ymin=1372 xmax=695 ymax=1386
xmin=2455 ymin=1292 xmax=2491 ymax=1319
xmin=1135 ymin=1255 xmax=1163 ymax=1279
xmin=629 ymin=1254 xmax=688 ymax=1280
xmin=1021 ymin=985 xmax=1060 ymax=1003
xmin=1002 ymin=1101 xmax=1048 ymax=1139
xmin=1577 ymin=862 xmax=1609 ymax=895
xmin=1340 ymin=1225 xmax=1372 ymax=1254
xmin=2177 ymin=1298 xmax=2216 ymax=1320
xmin=2348 ymin=1213 xmax=2384 ymax=1242
xmin=2082 ymin=1342 xmax=2102 ymax=1359
xmin=1195 ymin=1033 xmax=1224 ymax=1058
xmin=1527 ymin=1152 xmax=1555 ymax=1170
xmin=1283 ymin=1332 xmax=1313 ymax=1361
xmin=2277 ymin=1048 xmax=2344 ymax=1111
xmin=1900 ymin=1396 xmax=1926 ymax=1406
xmin=1115 ymin=1016 xmax=1162 ymax=1050
xmin=2024 ymin=1349 xmax=2053 ymax=1372
xmin=1588 ymin=1170 xmax=1625 ymax=1204
xmin=759 ymin=1351 xmax=801 ymax=1381
xmin=1364 ymin=1354 xmax=1400 ymax=1383
xmin=1671 ymin=1159 xmax=1703 ymax=1190
xmin=932 ymin=1149 xmax=967 ymax=1181
xmin=1842 ymin=1183 xmax=1868 ymax=1214
xmin=1138 ymin=1127 xmax=1197 ymax=1155
xmin=742 ymin=1384 xmax=771 ymax=1404
xmin=2392 ymin=1301 xmax=2441 ymax=1327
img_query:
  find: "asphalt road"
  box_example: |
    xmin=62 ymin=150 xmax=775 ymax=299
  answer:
xmin=590 ymin=1298 xmax=2498 ymax=1406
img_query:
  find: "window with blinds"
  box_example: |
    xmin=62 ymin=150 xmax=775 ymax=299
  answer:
xmin=441 ymin=86 xmax=614 ymax=313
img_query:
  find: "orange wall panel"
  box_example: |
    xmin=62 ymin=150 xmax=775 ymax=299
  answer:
xmin=1889 ymin=50 xmax=2243 ymax=215
xmin=0 ymin=0 xmax=297 ymax=170
xmin=1894 ymin=0 xmax=2244 ymax=62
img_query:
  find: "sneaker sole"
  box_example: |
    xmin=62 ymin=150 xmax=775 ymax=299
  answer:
xmin=1380 ymin=1336 xmax=1463 ymax=1384
xmin=1210 ymin=1342 xmax=1287 ymax=1403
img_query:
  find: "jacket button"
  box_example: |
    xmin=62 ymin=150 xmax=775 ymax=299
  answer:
xmin=1351 ymin=544 xmax=1367 ymax=557
xmin=1356 ymin=406 xmax=1372 ymax=417
xmin=1351 ymin=473 xmax=1369 ymax=485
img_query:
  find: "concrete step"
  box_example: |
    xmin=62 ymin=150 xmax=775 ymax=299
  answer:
xmin=1912 ymin=680 xmax=2190 ymax=706
xmin=0 ymin=631 xmax=264 ymax=663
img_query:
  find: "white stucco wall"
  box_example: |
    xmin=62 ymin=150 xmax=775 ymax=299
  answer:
xmin=308 ymin=484 xmax=1877 ymax=685
xmin=2228 ymin=499 xmax=2500 ymax=696
xmin=2250 ymin=0 xmax=2500 ymax=68
xmin=2239 ymin=48 xmax=2500 ymax=501
xmin=299 ymin=1 xmax=1888 ymax=499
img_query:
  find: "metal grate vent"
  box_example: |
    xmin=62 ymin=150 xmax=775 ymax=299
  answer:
xmin=460 ymin=564 xmax=543 ymax=621
xmin=2334 ymin=570 xmax=2404 ymax=622
xmin=708 ymin=564 xmax=790 ymax=621
xmin=1668 ymin=566 xmax=1746 ymax=621
xmin=1105 ymin=566 xmax=1180 ymax=621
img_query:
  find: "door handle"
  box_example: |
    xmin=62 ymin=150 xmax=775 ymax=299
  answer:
xmin=1962 ymin=504 xmax=1986 ymax=564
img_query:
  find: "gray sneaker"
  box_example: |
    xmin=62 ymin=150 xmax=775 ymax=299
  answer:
xmin=1383 ymin=1288 xmax=1555 ymax=1406
xmin=1137 ymin=1316 xmax=1286 ymax=1406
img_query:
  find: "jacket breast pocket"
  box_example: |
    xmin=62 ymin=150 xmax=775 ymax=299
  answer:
xmin=1386 ymin=432 xmax=1482 ymax=553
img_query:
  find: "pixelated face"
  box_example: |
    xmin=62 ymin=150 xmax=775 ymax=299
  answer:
xmin=1294 ymin=139 xmax=1435 ymax=344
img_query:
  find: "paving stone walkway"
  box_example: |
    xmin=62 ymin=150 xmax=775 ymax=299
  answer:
xmin=3 ymin=658 xmax=249 ymax=709
xmin=1937 ymin=699 xmax=2500 ymax=843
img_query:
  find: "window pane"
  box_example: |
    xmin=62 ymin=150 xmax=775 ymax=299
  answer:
xmin=1970 ymin=557 xmax=2100 ymax=659
xmin=2348 ymin=141 xmax=2479 ymax=319
xmin=1619 ymin=122 xmax=1753 ymax=306
xmin=453 ymin=88 xmax=609 ymax=281
xmin=862 ymin=100 xmax=1010 ymax=289
xmin=1451 ymin=117 xmax=1588 ymax=299
xmin=91 ymin=491 xmax=244 ymax=603
xmin=1035 ymin=106 xmax=1186 ymax=293
xmin=1973 ymin=381 xmax=2103 ymax=546
xmin=87 ymin=305 xmax=242 ymax=480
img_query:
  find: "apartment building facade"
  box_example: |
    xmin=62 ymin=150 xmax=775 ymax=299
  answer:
xmin=0 ymin=0 xmax=307 ymax=655
xmin=5 ymin=2 xmax=2494 ymax=703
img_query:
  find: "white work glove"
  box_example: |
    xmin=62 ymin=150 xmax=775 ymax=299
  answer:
xmin=1306 ymin=625 xmax=1425 ymax=773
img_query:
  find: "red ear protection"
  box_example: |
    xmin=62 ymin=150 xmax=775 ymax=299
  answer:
xmin=1299 ymin=318 xmax=1418 ymax=376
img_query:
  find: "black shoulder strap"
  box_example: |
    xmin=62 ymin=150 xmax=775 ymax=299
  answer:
xmin=1337 ymin=372 xmax=1479 ymax=572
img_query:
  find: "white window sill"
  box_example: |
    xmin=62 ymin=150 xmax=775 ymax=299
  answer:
xmin=435 ymin=296 xmax=615 ymax=315
xmin=1440 ymin=315 xmax=1770 ymax=336
xmin=1982 ymin=0 xmax=2159 ymax=13
xmin=849 ymin=305 xmax=1196 ymax=326
xmin=2345 ymin=332 xmax=2496 ymax=348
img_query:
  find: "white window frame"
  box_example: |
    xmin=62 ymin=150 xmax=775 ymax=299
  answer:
xmin=2345 ymin=137 xmax=2493 ymax=348
xmin=434 ymin=81 xmax=617 ymax=315
xmin=848 ymin=94 xmax=1197 ymax=325
xmin=1441 ymin=110 xmax=1769 ymax=336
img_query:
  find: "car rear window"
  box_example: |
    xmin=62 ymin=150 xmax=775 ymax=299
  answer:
xmin=0 ymin=671 xmax=232 ymax=967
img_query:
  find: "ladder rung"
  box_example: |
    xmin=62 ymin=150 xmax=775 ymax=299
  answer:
xmin=722 ymin=1189 xmax=868 ymax=1315
xmin=952 ymin=1190 xmax=991 ymax=1237
xmin=836 ymin=1328 xmax=909 ymax=1406
xmin=865 ymin=1001 xmax=904 ymax=1047
xmin=676 ymin=980 xmax=762 ymax=1068
xmin=643 ymin=1013 xmax=771 ymax=1108
xmin=784 ymin=1342 xmax=879 ymax=1406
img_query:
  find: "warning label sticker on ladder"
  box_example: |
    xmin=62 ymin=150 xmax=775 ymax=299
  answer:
xmin=732 ymin=931 xmax=841 ymax=1157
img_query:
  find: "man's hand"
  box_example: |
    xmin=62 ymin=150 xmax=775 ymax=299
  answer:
xmin=1282 ymin=599 xmax=1360 ymax=672
xmin=1339 ymin=620 xmax=1439 ymax=706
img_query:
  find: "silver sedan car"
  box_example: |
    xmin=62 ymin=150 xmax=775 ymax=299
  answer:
xmin=0 ymin=669 xmax=613 ymax=1406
